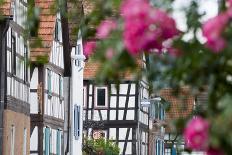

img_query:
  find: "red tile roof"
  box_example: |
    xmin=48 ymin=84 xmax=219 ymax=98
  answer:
xmin=159 ymin=87 xmax=194 ymax=132
xmin=0 ymin=0 xmax=11 ymax=16
xmin=30 ymin=0 xmax=56 ymax=62
xmin=84 ymin=59 xmax=142 ymax=80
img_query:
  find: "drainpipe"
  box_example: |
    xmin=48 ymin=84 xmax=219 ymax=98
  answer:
xmin=0 ymin=17 xmax=11 ymax=154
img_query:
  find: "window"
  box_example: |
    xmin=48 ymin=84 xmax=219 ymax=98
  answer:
xmin=24 ymin=45 xmax=28 ymax=82
xmin=54 ymin=18 xmax=62 ymax=42
xmin=150 ymin=102 xmax=165 ymax=120
xmin=95 ymin=87 xmax=108 ymax=108
xmin=59 ymin=75 xmax=62 ymax=98
xmin=83 ymin=87 xmax=86 ymax=108
xmin=10 ymin=125 xmax=15 ymax=155
xmin=23 ymin=128 xmax=27 ymax=155
xmin=11 ymin=35 xmax=16 ymax=75
xmin=165 ymin=148 xmax=171 ymax=155
xmin=156 ymin=139 xmax=164 ymax=155
xmin=75 ymin=44 xmax=81 ymax=66
xmin=45 ymin=127 xmax=50 ymax=155
xmin=11 ymin=0 xmax=16 ymax=22
xmin=93 ymin=130 xmax=106 ymax=139
xmin=74 ymin=105 xmax=80 ymax=140
xmin=47 ymin=69 xmax=52 ymax=97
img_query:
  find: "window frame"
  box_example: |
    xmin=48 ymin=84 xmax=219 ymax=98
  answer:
xmin=59 ymin=74 xmax=63 ymax=99
xmin=23 ymin=128 xmax=27 ymax=155
xmin=94 ymin=86 xmax=108 ymax=108
xmin=47 ymin=69 xmax=52 ymax=98
xmin=83 ymin=86 xmax=87 ymax=109
xmin=11 ymin=35 xmax=16 ymax=75
xmin=54 ymin=18 xmax=62 ymax=42
xmin=75 ymin=44 xmax=81 ymax=67
xmin=24 ymin=45 xmax=28 ymax=82
xmin=74 ymin=105 xmax=80 ymax=140
xmin=10 ymin=125 xmax=15 ymax=155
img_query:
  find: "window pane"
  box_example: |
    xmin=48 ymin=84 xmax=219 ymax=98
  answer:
xmin=97 ymin=89 xmax=106 ymax=106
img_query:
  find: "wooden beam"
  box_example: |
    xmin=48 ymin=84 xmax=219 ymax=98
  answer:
xmin=123 ymin=84 xmax=131 ymax=120
xmin=122 ymin=128 xmax=130 ymax=154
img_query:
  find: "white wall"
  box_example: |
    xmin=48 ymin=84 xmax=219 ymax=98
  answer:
xmin=71 ymin=32 xmax=84 ymax=155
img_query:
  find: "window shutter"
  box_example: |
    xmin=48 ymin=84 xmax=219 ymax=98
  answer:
xmin=155 ymin=103 xmax=158 ymax=119
xmin=47 ymin=69 xmax=52 ymax=96
xmin=45 ymin=127 xmax=50 ymax=155
xmin=59 ymin=75 xmax=62 ymax=98
xmin=56 ymin=130 xmax=61 ymax=155
xmin=77 ymin=106 xmax=80 ymax=137
xmin=74 ymin=105 xmax=80 ymax=140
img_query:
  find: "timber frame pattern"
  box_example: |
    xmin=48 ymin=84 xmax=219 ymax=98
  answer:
xmin=83 ymin=80 xmax=149 ymax=155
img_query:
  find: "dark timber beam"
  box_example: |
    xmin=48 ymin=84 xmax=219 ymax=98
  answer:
xmin=0 ymin=17 xmax=10 ymax=154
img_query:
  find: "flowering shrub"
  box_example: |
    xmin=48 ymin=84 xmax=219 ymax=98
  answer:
xmin=184 ymin=117 xmax=209 ymax=151
xmin=121 ymin=0 xmax=179 ymax=55
xmin=80 ymin=0 xmax=232 ymax=154
xmin=96 ymin=19 xmax=117 ymax=39
xmin=83 ymin=41 xmax=96 ymax=57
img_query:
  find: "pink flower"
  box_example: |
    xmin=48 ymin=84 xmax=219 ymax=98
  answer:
xmin=184 ymin=116 xmax=209 ymax=151
xmin=207 ymin=147 xmax=224 ymax=155
xmin=83 ymin=41 xmax=96 ymax=57
xmin=96 ymin=19 xmax=117 ymax=39
xmin=167 ymin=47 xmax=182 ymax=57
xmin=120 ymin=0 xmax=151 ymax=20
xmin=105 ymin=48 xmax=115 ymax=59
xmin=202 ymin=12 xmax=229 ymax=52
xmin=120 ymin=0 xmax=179 ymax=55
xmin=228 ymin=0 xmax=232 ymax=7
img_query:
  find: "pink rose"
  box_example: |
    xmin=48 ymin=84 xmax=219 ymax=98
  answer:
xmin=202 ymin=12 xmax=229 ymax=52
xmin=83 ymin=41 xmax=96 ymax=57
xmin=96 ymin=19 xmax=117 ymax=39
xmin=105 ymin=48 xmax=115 ymax=59
xmin=228 ymin=0 xmax=232 ymax=7
xmin=184 ymin=116 xmax=209 ymax=151
xmin=120 ymin=0 xmax=179 ymax=55
xmin=207 ymin=147 xmax=224 ymax=155
xmin=120 ymin=0 xmax=151 ymax=20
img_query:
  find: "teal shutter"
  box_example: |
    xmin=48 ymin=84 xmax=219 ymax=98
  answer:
xmin=171 ymin=147 xmax=177 ymax=155
xmin=45 ymin=127 xmax=50 ymax=155
xmin=57 ymin=130 xmax=61 ymax=155
xmin=158 ymin=141 xmax=160 ymax=155
xmin=47 ymin=69 xmax=52 ymax=96
xmin=59 ymin=75 xmax=62 ymax=97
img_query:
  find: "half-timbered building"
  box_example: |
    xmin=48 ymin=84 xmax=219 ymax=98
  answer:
xmin=83 ymin=62 xmax=150 ymax=155
xmin=29 ymin=0 xmax=65 ymax=154
xmin=0 ymin=0 xmax=30 ymax=154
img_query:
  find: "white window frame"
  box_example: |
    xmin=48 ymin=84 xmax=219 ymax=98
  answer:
xmin=23 ymin=128 xmax=27 ymax=155
xmin=83 ymin=86 xmax=87 ymax=108
xmin=92 ymin=130 xmax=107 ymax=140
xmin=11 ymin=125 xmax=15 ymax=155
xmin=94 ymin=87 xmax=108 ymax=108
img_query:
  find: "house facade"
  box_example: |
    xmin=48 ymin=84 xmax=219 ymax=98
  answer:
xmin=29 ymin=0 xmax=65 ymax=154
xmin=83 ymin=62 xmax=149 ymax=155
xmin=0 ymin=0 xmax=30 ymax=154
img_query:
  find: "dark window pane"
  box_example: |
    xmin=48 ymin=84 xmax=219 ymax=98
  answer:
xmin=12 ymin=36 xmax=16 ymax=75
xmin=97 ymin=89 xmax=106 ymax=106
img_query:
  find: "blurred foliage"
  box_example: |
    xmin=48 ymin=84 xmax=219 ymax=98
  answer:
xmin=82 ymin=0 xmax=232 ymax=153
xmin=83 ymin=138 xmax=120 ymax=155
